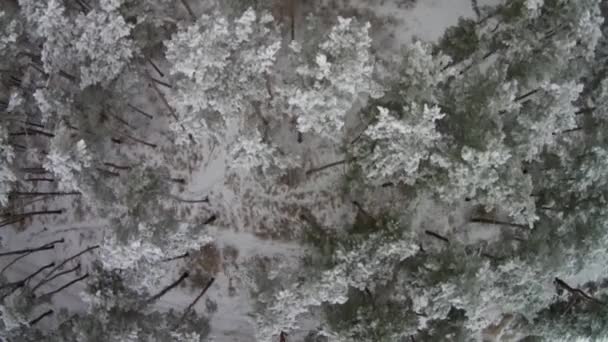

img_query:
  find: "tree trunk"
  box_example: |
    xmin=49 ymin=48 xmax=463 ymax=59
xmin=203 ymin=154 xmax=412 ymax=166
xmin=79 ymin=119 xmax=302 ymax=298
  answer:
xmin=31 ymin=263 xmax=80 ymax=293
xmin=306 ymin=159 xmax=351 ymax=176
xmin=175 ymin=277 xmax=215 ymax=328
xmin=39 ymin=245 xmax=99 ymax=283
xmin=25 ymin=178 xmax=55 ymax=182
xmin=119 ymin=133 xmax=157 ymax=148
xmin=150 ymin=77 xmax=172 ymax=89
xmin=0 ymin=239 xmax=63 ymax=257
xmin=104 ymin=162 xmax=132 ymax=170
xmin=9 ymin=191 xmax=80 ymax=197
xmin=203 ymin=214 xmax=217 ymax=225
xmin=0 ymin=262 xmax=55 ymax=300
xmin=20 ymin=167 xmax=48 ymax=174
xmin=179 ymin=0 xmax=196 ymax=20
xmin=425 ymin=230 xmax=450 ymax=244
xmin=166 ymin=194 xmax=209 ymax=204
xmin=470 ymin=217 xmax=528 ymax=229
xmin=10 ymin=128 xmax=54 ymax=137
xmin=145 ymin=272 xmax=189 ymax=304
xmin=36 ymin=273 xmax=89 ymax=299
xmin=147 ymin=58 xmax=164 ymax=77
xmin=127 ymin=103 xmax=154 ymax=119
xmin=29 ymin=309 xmax=54 ymax=326
xmin=162 ymin=252 xmax=189 ymax=262
xmin=0 ymin=239 xmax=62 ymax=274
xmin=1 ymin=262 xmax=55 ymax=290
xmin=514 ymin=88 xmax=540 ymax=102
xmin=96 ymin=167 xmax=120 ymax=177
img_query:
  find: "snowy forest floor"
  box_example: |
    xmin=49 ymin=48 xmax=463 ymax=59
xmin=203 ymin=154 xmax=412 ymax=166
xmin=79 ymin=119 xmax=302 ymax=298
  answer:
xmin=1 ymin=0 xmax=504 ymax=340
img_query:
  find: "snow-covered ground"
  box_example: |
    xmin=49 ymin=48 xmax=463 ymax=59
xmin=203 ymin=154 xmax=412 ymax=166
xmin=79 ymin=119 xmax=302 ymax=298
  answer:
xmin=0 ymin=0 xmax=505 ymax=340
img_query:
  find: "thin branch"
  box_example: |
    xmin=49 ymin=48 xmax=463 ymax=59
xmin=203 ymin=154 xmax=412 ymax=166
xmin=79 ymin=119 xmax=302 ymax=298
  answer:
xmin=162 ymin=253 xmax=189 ymax=262
xmin=36 ymin=273 xmax=89 ymax=299
xmin=127 ymin=103 xmax=154 ymax=119
xmin=146 ymin=58 xmax=164 ymax=77
xmin=554 ymin=277 xmax=604 ymax=304
xmin=150 ymin=77 xmax=172 ymax=89
xmin=145 ymin=272 xmax=189 ymax=304
xmin=180 ymin=0 xmax=196 ymax=20
xmin=306 ymin=158 xmax=351 ymax=176
xmin=0 ymin=262 xmax=55 ymax=290
xmin=104 ymin=162 xmax=132 ymax=170
xmin=9 ymin=191 xmax=80 ymax=197
xmin=31 ymin=263 xmax=80 ymax=293
xmin=175 ymin=277 xmax=215 ymax=328
xmin=203 ymin=214 xmax=217 ymax=225
xmin=25 ymin=178 xmax=55 ymax=182
xmin=0 ymin=240 xmax=61 ymax=275
xmin=424 ymin=230 xmax=450 ymax=244
xmin=29 ymin=309 xmax=54 ymax=326
xmin=165 ymin=194 xmax=209 ymax=203
xmin=470 ymin=217 xmax=528 ymax=230
xmin=0 ymin=239 xmax=64 ymax=257
xmin=40 ymin=245 xmax=99 ymax=282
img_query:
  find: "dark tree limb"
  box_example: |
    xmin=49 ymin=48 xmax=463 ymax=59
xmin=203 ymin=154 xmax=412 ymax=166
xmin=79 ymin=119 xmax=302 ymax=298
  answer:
xmin=1 ymin=262 xmax=55 ymax=290
xmin=31 ymin=263 xmax=80 ymax=293
xmin=41 ymin=245 xmax=99 ymax=282
xmin=166 ymin=194 xmax=209 ymax=204
xmin=0 ymin=239 xmax=63 ymax=257
xmin=514 ymin=88 xmax=540 ymax=102
xmin=203 ymin=214 xmax=217 ymax=225
xmin=25 ymin=178 xmax=55 ymax=182
xmin=104 ymin=162 xmax=132 ymax=170
xmin=0 ymin=240 xmax=61 ymax=275
xmin=150 ymin=77 xmax=172 ymax=89
xmin=470 ymin=218 xmax=528 ymax=230
xmin=29 ymin=309 xmax=54 ymax=326
xmin=145 ymin=272 xmax=189 ymax=304
xmin=554 ymin=277 xmax=604 ymax=304
xmin=162 ymin=253 xmax=189 ymax=262
xmin=147 ymin=58 xmax=164 ymax=77
xmin=0 ymin=262 xmax=55 ymax=300
xmin=36 ymin=273 xmax=89 ymax=299
xmin=306 ymin=159 xmax=351 ymax=176
xmin=424 ymin=230 xmax=450 ymax=244
xmin=10 ymin=128 xmax=54 ymax=137
xmin=127 ymin=104 xmax=154 ymax=119
xmin=175 ymin=277 xmax=215 ymax=328
xmin=9 ymin=191 xmax=80 ymax=197
xmin=180 ymin=0 xmax=196 ymax=20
